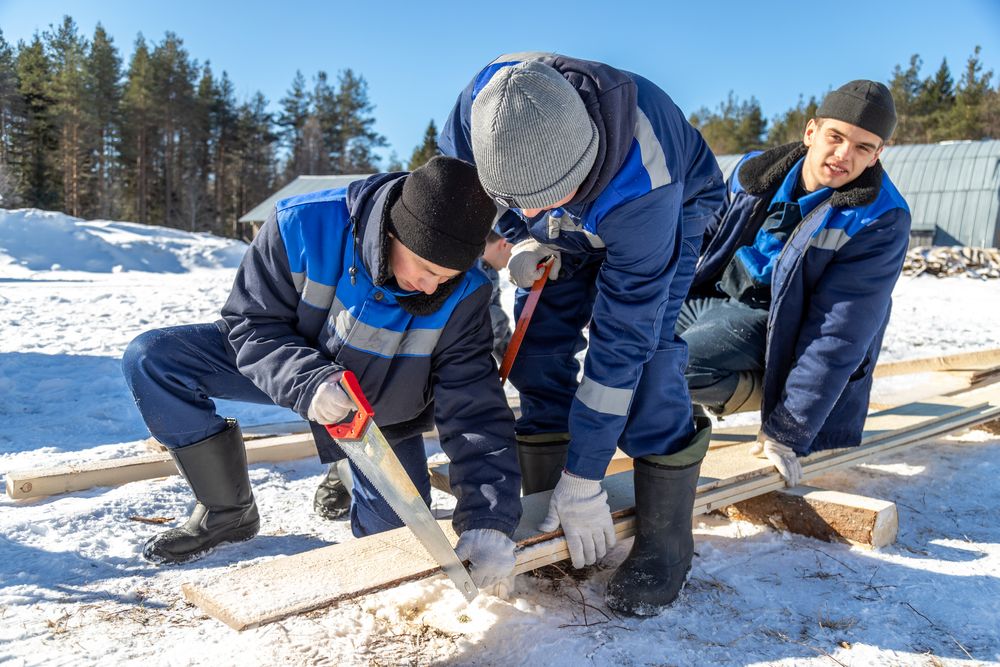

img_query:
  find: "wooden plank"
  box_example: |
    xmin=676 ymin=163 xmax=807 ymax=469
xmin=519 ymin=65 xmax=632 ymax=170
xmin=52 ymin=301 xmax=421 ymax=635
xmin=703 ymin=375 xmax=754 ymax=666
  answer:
xmin=723 ymin=486 xmax=898 ymax=548
xmin=142 ymin=421 xmax=313 ymax=452
xmin=873 ymin=348 xmax=1000 ymax=378
xmin=182 ymin=383 xmax=1000 ymax=631
xmin=5 ymin=434 xmax=318 ymax=500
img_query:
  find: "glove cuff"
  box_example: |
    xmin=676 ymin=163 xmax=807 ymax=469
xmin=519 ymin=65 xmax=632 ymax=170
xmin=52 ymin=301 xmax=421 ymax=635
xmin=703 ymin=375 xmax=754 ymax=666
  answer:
xmin=556 ymin=470 xmax=604 ymax=499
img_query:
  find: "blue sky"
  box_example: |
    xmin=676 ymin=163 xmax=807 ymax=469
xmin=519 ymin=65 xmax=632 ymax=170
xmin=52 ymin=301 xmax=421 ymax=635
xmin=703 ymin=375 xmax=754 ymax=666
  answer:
xmin=1 ymin=0 xmax=998 ymax=164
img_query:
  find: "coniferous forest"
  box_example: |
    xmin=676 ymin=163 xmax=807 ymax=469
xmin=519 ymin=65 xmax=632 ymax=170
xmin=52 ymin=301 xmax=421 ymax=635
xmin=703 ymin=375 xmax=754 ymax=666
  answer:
xmin=0 ymin=17 xmax=997 ymax=237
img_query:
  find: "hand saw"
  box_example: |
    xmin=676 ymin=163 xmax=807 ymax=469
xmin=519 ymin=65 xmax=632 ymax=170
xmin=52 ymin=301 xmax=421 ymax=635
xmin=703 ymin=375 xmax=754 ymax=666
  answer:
xmin=498 ymin=255 xmax=555 ymax=384
xmin=326 ymin=371 xmax=478 ymax=603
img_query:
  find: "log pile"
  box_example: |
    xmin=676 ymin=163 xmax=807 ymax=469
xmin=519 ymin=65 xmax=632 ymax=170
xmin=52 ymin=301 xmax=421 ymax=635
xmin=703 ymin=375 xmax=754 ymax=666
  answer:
xmin=903 ymin=246 xmax=1000 ymax=279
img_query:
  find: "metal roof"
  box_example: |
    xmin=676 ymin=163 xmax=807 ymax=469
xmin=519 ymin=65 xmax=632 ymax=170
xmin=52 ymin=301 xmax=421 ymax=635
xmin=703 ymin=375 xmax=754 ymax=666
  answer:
xmin=717 ymin=140 xmax=1000 ymax=247
xmin=238 ymin=175 xmax=370 ymax=224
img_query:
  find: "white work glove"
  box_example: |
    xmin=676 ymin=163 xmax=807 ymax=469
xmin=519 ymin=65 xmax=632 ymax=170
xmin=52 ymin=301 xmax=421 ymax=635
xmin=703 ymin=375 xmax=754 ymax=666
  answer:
xmin=507 ymin=238 xmax=561 ymax=288
xmin=454 ymin=528 xmax=517 ymax=589
xmin=750 ymin=438 xmax=803 ymax=487
xmin=306 ymin=371 xmax=354 ymax=425
xmin=538 ymin=471 xmax=616 ymax=569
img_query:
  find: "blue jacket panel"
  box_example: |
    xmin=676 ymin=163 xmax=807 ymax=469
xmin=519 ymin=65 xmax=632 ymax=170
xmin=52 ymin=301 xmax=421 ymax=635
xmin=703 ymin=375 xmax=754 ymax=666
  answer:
xmin=219 ymin=175 xmax=522 ymax=535
xmin=693 ymin=143 xmax=911 ymax=454
xmin=440 ymin=53 xmax=726 ymax=476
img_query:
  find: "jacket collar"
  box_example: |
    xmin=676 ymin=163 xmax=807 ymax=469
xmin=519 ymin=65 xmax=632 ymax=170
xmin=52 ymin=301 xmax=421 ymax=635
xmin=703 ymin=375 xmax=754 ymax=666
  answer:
xmin=347 ymin=174 xmax=406 ymax=288
xmin=737 ymin=141 xmax=883 ymax=208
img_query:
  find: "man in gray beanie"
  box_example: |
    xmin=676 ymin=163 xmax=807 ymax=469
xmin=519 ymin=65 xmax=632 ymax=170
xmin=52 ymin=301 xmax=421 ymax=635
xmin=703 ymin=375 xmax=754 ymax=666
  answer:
xmin=439 ymin=53 xmax=726 ymax=616
xmin=679 ymin=80 xmax=910 ymax=488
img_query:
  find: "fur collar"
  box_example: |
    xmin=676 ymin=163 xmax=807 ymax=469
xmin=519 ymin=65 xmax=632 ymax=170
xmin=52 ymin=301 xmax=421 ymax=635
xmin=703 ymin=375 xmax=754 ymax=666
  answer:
xmin=737 ymin=141 xmax=883 ymax=208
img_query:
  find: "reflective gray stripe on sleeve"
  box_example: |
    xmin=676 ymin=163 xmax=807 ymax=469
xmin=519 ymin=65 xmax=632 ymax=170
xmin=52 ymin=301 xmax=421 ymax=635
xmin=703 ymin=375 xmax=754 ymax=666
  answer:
xmin=290 ymin=271 xmax=305 ymax=293
xmin=328 ymin=297 xmax=443 ymax=357
xmin=810 ymin=226 xmax=852 ymax=252
xmin=635 ymin=109 xmax=672 ymax=189
xmin=302 ymin=279 xmax=336 ymax=310
xmin=575 ymin=376 xmax=633 ymax=417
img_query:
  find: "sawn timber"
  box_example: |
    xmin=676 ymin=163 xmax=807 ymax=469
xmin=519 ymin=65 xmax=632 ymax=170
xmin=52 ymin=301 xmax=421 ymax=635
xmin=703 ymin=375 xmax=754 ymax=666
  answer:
xmin=10 ymin=347 xmax=999 ymax=501
xmin=181 ymin=381 xmax=1000 ymax=631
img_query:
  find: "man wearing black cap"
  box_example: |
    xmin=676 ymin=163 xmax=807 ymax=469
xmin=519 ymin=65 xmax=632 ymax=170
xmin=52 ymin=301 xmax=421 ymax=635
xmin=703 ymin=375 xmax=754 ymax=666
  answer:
xmin=121 ymin=157 xmax=522 ymax=590
xmin=681 ymin=80 xmax=911 ymax=485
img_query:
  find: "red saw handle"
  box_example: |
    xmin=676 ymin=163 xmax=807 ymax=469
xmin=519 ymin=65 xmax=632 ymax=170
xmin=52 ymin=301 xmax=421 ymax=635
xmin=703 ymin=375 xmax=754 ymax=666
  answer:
xmin=498 ymin=256 xmax=554 ymax=385
xmin=325 ymin=371 xmax=374 ymax=440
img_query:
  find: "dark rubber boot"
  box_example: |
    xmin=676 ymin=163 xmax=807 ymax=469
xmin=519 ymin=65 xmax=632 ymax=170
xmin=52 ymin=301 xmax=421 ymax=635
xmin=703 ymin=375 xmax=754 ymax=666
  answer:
xmin=605 ymin=419 xmax=710 ymax=616
xmin=517 ymin=436 xmax=570 ymax=495
xmin=314 ymin=459 xmax=352 ymax=520
xmin=143 ymin=420 xmax=260 ymax=564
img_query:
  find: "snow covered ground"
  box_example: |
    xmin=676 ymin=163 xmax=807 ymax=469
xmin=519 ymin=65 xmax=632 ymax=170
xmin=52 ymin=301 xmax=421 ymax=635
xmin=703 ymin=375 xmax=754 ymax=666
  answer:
xmin=2 ymin=208 xmax=1000 ymax=666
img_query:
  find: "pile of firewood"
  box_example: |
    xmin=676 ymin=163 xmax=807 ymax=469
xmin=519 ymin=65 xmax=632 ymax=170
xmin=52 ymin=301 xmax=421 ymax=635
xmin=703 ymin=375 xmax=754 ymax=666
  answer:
xmin=903 ymin=246 xmax=1000 ymax=278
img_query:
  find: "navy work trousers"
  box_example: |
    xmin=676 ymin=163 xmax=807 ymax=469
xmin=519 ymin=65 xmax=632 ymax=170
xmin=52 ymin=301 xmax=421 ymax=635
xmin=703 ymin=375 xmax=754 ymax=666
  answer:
xmin=121 ymin=322 xmax=432 ymax=537
xmin=675 ymin=296 xmax=768 ymax=410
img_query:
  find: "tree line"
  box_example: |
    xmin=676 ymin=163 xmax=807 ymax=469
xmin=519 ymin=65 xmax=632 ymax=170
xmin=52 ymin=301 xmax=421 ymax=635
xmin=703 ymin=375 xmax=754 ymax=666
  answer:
xmin=691 ymin=47 xmax=999 ymax=156
xmin=1 ymin=20 xmax=997 ymax=235
xmin=0 ymin=17 xmax=393 ymax=236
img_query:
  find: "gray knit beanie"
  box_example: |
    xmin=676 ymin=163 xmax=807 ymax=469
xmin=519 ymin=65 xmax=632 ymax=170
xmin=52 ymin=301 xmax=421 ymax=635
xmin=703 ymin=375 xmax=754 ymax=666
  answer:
xmin=817 ymin=80 xmax=897 ymax=142
xmin=471 ymin=60 xmax=599 ymax=209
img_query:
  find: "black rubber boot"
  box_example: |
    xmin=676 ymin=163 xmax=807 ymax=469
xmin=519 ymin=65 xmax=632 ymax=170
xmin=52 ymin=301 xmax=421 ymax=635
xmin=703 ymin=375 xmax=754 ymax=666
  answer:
xmin=605 ymin=418 xmax=710 ymax=616
xmin=516 ymin=436 xmax=570 ymax=495
xmin=314 ymin=459 xmax=353 ymax=520
xmin=143 ymin=420 xmax=260 ymax=564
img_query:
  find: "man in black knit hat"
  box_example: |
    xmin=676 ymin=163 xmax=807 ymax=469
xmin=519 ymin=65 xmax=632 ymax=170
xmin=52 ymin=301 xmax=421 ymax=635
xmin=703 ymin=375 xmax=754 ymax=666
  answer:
xmin=680 ymin=80 xmax=911 ymax=484
xmin=122 ymin=157 xmax=522 ymax=590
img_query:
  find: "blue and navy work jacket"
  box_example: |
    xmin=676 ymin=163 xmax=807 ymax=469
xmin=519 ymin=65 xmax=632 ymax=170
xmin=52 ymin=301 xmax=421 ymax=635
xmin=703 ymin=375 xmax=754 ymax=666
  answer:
xmin=693 ymin=143 xmax=912 ymax=455
xmin=219 ymin=173 xmax=522 ymax=536
xmin=440 ymin=52 xmax=725 ymax=477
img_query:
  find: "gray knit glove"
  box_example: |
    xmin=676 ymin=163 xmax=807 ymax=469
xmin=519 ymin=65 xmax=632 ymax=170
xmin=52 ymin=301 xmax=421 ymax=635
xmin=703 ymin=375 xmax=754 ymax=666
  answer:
xmin=751 ymin=438 xmax=803 ymax=487
xmin=538 ymin=471 xmax=616 ymax=568
xmin=507 ymin=239 xmax=561 ymax=288
xmin=307 ymin=371 xmax=353 ymax=424
xmin=455 ymin=528 xmax=516 ymax=588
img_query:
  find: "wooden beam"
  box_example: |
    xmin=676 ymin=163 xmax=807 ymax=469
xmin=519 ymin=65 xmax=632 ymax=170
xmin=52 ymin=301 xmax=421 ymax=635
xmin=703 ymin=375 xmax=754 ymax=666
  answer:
xmin=182 ymin=382 xmax=1000 ymax=631
xmin=5 ymin=434 xmax=318 ymax=500
xmin=723 ymin=486 xmax=898 ymax=548
xmin=873 ymin=348 xmax=1000 ymax=378
xmin=143 ymin=420 xmax=314 ymax=452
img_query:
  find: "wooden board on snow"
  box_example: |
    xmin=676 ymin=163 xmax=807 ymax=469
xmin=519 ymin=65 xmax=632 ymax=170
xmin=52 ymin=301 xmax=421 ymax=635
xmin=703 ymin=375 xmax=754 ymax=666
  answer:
xmin=873 ymin=348 xmax=1000 ymax=378
xmin=182 ymin=382 xmax=1000 ymax=631
xmin=5 ymin=434 xmax=318 ymax=500
xmin=723 ymin=486 xmax=898 ymax=548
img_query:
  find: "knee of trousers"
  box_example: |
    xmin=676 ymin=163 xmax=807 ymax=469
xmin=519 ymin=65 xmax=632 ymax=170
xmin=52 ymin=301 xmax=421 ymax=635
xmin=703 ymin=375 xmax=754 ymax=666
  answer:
xmin=121 ymin=329 xmax=176 ymax=393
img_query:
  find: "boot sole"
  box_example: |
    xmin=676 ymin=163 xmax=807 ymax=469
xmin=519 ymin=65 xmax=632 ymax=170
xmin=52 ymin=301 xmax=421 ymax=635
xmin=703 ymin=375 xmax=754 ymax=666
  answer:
xmin=143 ymin=522 xmax=260 ymax=566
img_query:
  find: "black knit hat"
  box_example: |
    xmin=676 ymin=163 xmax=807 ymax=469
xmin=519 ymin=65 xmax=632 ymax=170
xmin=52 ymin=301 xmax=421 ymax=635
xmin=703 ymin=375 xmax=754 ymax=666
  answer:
xmin=388 ymin=156 xmax=496 ymax=271
xmin=817 ymin=80 xmax=897 ymax=142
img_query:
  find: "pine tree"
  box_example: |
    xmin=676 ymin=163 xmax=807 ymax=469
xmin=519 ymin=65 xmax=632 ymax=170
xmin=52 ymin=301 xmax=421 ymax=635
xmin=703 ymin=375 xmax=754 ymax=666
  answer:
xmin=767 ymin=95 xmax=820 ymax=146
xmin=334 ymin=69 xmax=385 ymax=173
xmin=15 ymin=35 xmax=60 ymax=209
xmin=186 ymin=62 xmax=214 ymax=230
xmin=150 ymin=32 xmax=196 ymax=228
xmin=121 ymin=35 xmax=155 ymax=223
xmin=948 ymin=46 xmax=993 ymax=140
xmin=889 ymin=55 xmax=924 ymax=143
xmin=0 ymin=30 xmax=23 ymax=205
xmin=86 ymin=24 xmax=122 ymax=218
xmin=689 ymin=92 xmax=766 ymax=155
xmin=407 ymin=119 xmax=438 ymax=170
xmin=309 ymin=70 xmax=335 ymax=174
xmin=233 ymin=92 xmax=277 ymax=236
xmin=211 ymin=71 xmax=239 ymax=234
xmin=46 ymin=16 xmax=91 ymax=217
xmin=277 ymin=70 xmax=311 ymax=182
